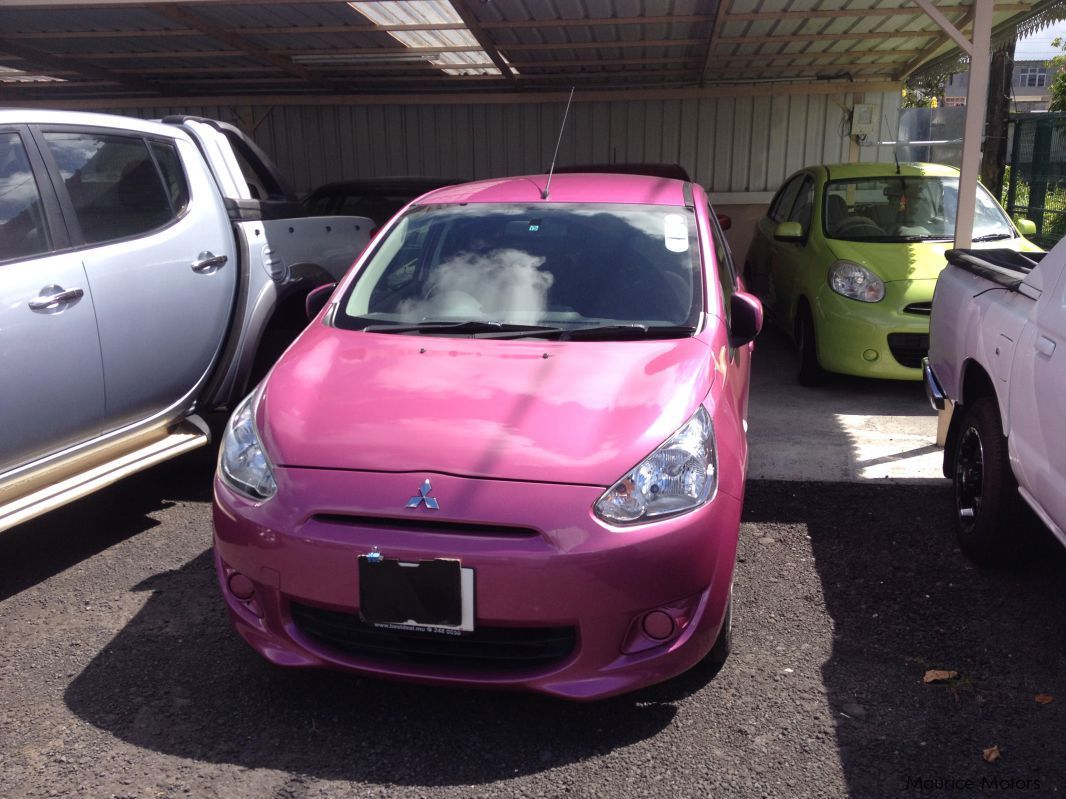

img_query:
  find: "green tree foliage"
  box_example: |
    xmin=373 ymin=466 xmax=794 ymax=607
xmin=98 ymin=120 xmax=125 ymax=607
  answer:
xmin=1049 ymin=38 xmax=1066 ymax=112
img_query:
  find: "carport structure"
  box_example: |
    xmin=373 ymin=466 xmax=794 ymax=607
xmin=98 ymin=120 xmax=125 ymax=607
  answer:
xmin=1 ymin=0 xmax=1064 ymax=247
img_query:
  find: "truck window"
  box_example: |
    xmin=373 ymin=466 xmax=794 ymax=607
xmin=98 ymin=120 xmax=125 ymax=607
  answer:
xmin=43 ymin=132 xmax=176 ymax=246
xmin=149 ymin=140 xmax=190 ymax=216
xmin=0 ymin=132 xmax=51 ymax=261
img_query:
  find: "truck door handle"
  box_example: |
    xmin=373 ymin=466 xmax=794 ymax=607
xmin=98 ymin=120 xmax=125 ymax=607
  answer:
xmin=28 ymin=285 xmax=84 ymax=311
xmin=1036 ymin=335 xmax=1057 ymax=357
xmin=191 ymin=252 xmax=228 ymax=273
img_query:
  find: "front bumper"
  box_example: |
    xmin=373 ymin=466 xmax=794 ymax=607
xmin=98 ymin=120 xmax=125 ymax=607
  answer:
xmin=213 ymin=467 xmax=742 ymax=701
xmin=811 ymin=280 xmax=935 ymax=380
xmin=922 ymin=357 xmax=947 ymax=410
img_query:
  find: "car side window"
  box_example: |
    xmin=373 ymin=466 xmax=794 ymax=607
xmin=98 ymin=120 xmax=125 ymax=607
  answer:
xmin=148 ymin=140 xmax=190 ymax=217
xmin=0 ymin=132 xmax=51 ymax=262
xmin=788 ymin=177 xmax=815 ymax=236
xmin=43 ymin=131 xmax=176 ymax=246
xmin=708 ymin=205 xmax=736 ymax=321
xmin=769 ymin=175 xmax=803 ymax=223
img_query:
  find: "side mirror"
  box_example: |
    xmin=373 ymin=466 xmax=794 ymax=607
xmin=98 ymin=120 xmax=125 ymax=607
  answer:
xmin=729 ymin=291 xmax=763 ymax=348
xmin=716 ymin=212 xmax=732 ymax=231
xmin=774 ymin=221 xmax=803 ymax=242
xmin=305 ymin=282 xmax=338 ymax=321
xmin=1015 ymin=218 xmax=1037 ymax=236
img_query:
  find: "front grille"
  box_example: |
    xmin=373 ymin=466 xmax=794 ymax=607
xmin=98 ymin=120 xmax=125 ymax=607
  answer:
xmin=903 ymin=302 xmax=932 ymax=315
xmin=291 ymin=601 xmax=576 ymax=671
xmin=887 ymin=333 xmax=929 ymax=368
xmin=313 ymin=514 xmax=540 ymax=538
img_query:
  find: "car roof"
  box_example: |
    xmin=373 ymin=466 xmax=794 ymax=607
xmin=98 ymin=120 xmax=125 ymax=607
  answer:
xmin=416 ymin=172 xmax=690 ymax=206
xmin=818 ymin=162 xmax=961 ymax=180
xmin=0 ymin=108 xmax=182 ymax=139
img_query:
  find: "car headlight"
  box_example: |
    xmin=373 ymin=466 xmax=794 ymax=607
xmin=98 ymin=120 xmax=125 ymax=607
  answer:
xmin=828 ymin=260 xmax=885 ymax=302
xmin=219 ymin=386 xmax=277 ymax=500
xmin=594 ymin=406 xmax=717 ymax=526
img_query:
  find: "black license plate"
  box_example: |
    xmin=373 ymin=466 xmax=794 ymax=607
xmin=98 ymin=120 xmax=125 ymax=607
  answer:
xmin=358 ymin=557 xmax=463 ymax=627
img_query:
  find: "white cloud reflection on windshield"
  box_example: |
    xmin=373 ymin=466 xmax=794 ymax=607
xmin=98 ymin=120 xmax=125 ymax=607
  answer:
xmin=397 ymin=247 xmax=555 ymax=322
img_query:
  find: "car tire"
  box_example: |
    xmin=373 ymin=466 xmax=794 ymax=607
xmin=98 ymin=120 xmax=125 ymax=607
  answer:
xmin=796 ymin=305 xmax=826 ymax=387
xmin=953 ymin=396 xmax=1026 ymax=566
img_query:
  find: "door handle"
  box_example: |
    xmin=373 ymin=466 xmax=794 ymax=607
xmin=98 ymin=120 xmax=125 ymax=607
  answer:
xmin=28 ymin=285 xmax=84 ymax=311
xmin=1036 ymin=335 xmax=1057 ymax=357
xmin=191 ymin=252 xmax=228 ymax=273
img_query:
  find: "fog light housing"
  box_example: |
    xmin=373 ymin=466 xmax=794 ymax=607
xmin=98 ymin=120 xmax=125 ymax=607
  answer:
xmin=621 ymin=592 xmax=703 ymax=654
xmin=862 ymin=349 xmax=879 ymax=362
xmin=642 ymin=610 xmax=676 ymax=640
xmin=228 ymin=572 xmax=256 ymax=600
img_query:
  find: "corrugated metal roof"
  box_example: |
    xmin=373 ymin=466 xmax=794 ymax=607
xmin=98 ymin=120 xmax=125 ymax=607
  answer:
xmin=0 ymin=0 xmax=1060 ymax=101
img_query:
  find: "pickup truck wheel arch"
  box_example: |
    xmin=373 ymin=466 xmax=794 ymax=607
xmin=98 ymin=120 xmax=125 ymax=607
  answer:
xmin=944 ymin=362 xmax=997 ymax=477
xmin=246 ymin=264 xmax=334 ymax=389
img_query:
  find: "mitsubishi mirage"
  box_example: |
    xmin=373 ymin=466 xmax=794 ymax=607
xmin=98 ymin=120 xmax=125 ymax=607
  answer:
xmin=212 ymin=172 xmax=763 ymax=700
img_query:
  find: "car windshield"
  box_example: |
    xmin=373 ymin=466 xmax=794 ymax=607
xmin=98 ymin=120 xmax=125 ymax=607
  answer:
xmin=335 ymin=203 xmax=701 ymax=336
xmin=823 ymin=176 xmax=1015 ymax=242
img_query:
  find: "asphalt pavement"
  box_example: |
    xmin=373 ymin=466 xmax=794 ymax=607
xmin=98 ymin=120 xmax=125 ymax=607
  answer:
xmin=1 ymin=333 xmax=1064 ymax=799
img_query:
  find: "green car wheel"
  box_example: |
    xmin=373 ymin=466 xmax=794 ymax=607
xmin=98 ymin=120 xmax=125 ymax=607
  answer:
xmin=796 ymin=305 xmax=826 ymax=387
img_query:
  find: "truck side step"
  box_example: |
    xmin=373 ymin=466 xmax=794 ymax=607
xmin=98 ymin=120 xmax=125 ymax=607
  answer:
xmin=0 ymin=419 xmax=210 ymax=533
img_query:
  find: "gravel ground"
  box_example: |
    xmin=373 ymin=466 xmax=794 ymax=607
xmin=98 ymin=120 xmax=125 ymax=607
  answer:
xmin=1 ymin=447 xmax=1064 ymax=799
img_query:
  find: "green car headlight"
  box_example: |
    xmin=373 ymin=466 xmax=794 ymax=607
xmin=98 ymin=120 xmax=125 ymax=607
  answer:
xmin=828 ymin=260 xmax=885 ymax=303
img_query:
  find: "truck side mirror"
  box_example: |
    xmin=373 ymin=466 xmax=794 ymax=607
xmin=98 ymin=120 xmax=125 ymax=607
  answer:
xmin=729 ymin=291 xmax=763 ymax=347
xmin=305 ymin=282 xmax=337 ymax=321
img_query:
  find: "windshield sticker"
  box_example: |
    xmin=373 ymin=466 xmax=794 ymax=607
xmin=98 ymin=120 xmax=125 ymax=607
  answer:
xmin=664 ymin=214 xmax=688 ymax=253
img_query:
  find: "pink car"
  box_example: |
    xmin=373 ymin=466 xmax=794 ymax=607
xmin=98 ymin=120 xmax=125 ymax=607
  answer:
xmin=212 ymin=173 xmax=763 ymax=700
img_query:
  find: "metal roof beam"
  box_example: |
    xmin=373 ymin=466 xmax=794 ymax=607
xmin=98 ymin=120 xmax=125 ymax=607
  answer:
xmin=1 ymin=15 xmax=713 ymax=40
xmin=724 ymin=3 xmax=1027 ymax=22
xmin=152 ymin=3 xmax=349 ymax=92
xmin=894 ymin=8 xmax=974 ymax=80
xmin=911 ymin=0 xmax=975 ymax=54
xmin=0 ymin=37 xmax=162 ymax=93
xmin=447 ymin=0 xmax=514 ymax=82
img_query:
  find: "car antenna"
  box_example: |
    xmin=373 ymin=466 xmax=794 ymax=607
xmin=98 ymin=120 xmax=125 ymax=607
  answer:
xmin=542 ymin=86 xmax=575 ymax=201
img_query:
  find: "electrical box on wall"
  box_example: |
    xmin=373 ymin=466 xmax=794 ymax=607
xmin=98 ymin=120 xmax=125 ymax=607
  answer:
xmin=851 ymin=104 xmax=878 ymax=137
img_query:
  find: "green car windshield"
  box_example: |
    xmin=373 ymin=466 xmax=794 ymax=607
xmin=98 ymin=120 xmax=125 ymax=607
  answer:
xmin=823 ymin=176 xmax=1016 ymax=242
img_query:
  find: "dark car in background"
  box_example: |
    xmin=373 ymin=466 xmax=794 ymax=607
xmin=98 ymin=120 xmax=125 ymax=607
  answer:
xmin=301 ymin=176 xmax=460 ymax=228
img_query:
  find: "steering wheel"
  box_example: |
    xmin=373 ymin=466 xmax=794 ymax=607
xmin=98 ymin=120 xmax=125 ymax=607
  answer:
xmin=832 ymin=217 xmax=883 ymax=237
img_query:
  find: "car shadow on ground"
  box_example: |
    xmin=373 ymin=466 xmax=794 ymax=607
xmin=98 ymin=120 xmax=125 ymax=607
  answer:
xmin=63 ymin=547 xmax=679 ymax=785
xmin=0 ymin=445 xmax=217 ymax=602
xmin=745 ymin=480 xmax=1066 ymax=797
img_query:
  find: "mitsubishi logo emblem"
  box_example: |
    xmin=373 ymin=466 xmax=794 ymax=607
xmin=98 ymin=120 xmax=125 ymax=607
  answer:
xmin=406 ymin=479 xmax=439 ymax=510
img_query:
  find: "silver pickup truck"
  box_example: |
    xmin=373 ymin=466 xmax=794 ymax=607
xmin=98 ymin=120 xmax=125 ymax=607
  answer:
xmin=924 ymin=246 xmax=1065 ymax=564
xmin=0 ymin=110 xmax=370 ymax=531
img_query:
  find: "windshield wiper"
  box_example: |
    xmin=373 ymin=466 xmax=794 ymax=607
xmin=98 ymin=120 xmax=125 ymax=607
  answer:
xmin=895 ymin=235 xmax=952 ymax=242
xmin=360 ymin=320 xmax=560 ymax=335
xmin=971 ymin=233 xmax=1014 ymax=242
xmin=554 ymin=324 xmax=696 ymax=341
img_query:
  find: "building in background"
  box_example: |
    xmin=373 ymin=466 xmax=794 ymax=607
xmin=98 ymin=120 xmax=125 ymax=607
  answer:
xmin=944 ymin=59 xmax=1062 ymax=112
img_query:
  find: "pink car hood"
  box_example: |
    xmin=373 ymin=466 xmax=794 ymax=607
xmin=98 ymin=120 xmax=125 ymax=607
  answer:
xmin=258 ymin=323 xmax=715 ymax=487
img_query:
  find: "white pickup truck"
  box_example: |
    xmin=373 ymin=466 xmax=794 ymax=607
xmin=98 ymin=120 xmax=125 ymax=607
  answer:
xmin=923 ymin=245 xmax=1065 ymax=564
xmin=0 ymin=110 xmax=370 ymax=531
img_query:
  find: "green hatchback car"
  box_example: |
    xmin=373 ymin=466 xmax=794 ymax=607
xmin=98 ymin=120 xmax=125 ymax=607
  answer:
xmin=745 ymin=163 xmax=1040 ymax=384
